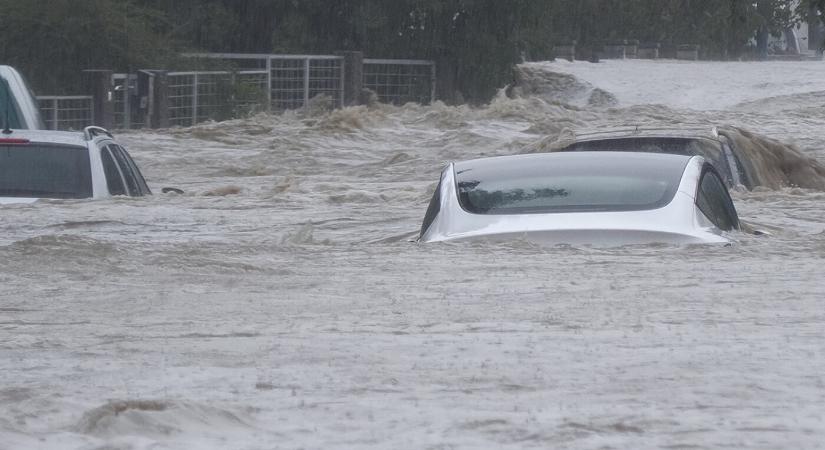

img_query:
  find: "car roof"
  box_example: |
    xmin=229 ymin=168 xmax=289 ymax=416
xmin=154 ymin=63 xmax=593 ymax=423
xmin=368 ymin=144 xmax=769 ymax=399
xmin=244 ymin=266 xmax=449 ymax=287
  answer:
xmin=572 ymin=126 xmax=721 ymax=142
xmin=0 ymin=65 xmax=24 ymax=81
xmin=0 ymin=129 xmax=91 ymax=147
xmin=454 ymin=150 xmax=693 ymax=173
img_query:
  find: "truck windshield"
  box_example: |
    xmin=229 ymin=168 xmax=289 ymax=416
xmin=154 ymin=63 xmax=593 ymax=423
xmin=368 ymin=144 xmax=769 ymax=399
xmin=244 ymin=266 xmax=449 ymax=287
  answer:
xmin=0 ymin=144 xmax=92 ymax=199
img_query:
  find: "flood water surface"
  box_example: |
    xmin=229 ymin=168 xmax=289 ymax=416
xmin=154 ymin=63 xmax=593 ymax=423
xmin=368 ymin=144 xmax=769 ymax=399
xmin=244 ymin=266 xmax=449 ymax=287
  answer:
xmin=1 ymin=60 xmax=825 ymax=449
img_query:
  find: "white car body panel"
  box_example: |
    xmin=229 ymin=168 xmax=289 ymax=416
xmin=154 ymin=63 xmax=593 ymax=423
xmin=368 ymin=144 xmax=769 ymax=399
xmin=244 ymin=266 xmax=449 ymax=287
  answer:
xmin=421 ymin=154 xmax=732 ymax=246
xmin=0 ymin=66 xmax=45 ymax=130
xmin=0 ymin=129 xmax=149 ymax=204
xmin=0 ymin=197 xmax=38 ymax=205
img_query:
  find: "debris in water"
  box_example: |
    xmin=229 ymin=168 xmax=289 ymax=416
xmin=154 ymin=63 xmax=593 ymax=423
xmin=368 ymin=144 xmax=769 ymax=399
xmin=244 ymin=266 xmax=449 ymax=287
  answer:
xmin=202 ymin=185 xmax=243 ymax=196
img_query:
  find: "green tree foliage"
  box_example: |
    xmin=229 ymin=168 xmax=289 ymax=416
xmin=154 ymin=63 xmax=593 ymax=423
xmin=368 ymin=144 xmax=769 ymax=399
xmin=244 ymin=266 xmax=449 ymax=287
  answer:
xmin=3 ymin=0 xmax=821 ymax=100
xmin=0 ymin=0 xmax=174 ymax=93
xmin=799 ymin=0 xmax=825 ymax=49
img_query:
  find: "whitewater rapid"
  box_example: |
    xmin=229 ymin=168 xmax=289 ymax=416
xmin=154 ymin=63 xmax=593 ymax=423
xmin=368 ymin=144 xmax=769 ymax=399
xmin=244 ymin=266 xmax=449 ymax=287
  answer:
xmin=1 ymin=60 xmax=824 ymax=449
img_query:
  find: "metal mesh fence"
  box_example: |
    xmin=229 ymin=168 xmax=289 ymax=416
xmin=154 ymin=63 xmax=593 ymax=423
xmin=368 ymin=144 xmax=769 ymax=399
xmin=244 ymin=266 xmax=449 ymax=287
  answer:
xmin=234 ymin=71 xmax=269 ymax=115
xmin=363 ymin=60 xmax=435 ymax=105
xmin=39 ymin=55 xmax=435 ymax=131
xmin=269 ymin=57 xmax=343 ymax=111
xmin=167 ymin=71 xmax=271 ymax=127
xmin=37 ymin=96 xmax=94 ymax=131
xmin=181 ymin=54 xmax=442 ymax=113
xmin=112 ymin=75 xmax=128 ymax=129
xmin=270 ymin=59 xmax=307 ymax=111
xmin=307 ymin=58 xmax=344 ymax=108
xmin=167 ymin=73 xmax=197 ymax=127
xmin=112 ymin=74 xmax=145 ymax=129
xmin=194 ymin=73 xmax=228 ymax=124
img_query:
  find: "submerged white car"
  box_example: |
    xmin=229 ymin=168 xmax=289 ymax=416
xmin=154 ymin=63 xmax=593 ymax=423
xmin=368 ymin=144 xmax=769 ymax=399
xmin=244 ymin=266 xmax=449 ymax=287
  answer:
xmin=419 ymin=152 xmax=740 ymax=246
xmin=0 ymin=127 xmax=151 ymax=204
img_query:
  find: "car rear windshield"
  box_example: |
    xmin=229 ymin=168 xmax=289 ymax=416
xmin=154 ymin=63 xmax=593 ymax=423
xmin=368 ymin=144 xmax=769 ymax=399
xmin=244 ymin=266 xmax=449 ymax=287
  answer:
xmin=455 ymin=153 xmax=689 ymax=215
xmin=0 ymin=144 xmax=92 ymax=199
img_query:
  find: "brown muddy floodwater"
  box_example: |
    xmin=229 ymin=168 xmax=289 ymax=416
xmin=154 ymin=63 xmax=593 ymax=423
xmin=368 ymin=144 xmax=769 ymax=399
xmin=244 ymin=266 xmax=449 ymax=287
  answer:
xmin=1 ymin=60 xmax=824 ymax=449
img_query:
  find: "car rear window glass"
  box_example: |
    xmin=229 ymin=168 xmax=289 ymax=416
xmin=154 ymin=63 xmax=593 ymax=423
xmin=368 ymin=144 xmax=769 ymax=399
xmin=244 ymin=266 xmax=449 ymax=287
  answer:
xmin=455 ymin=153 xmax=689 ymax=215
xmin=0 ymin=144 xmax=92 ymax=199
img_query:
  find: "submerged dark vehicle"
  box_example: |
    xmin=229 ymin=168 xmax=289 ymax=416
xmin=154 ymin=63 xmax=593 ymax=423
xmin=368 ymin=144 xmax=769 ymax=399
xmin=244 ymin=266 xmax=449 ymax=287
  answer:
xmin=533 ymin=126 xmax=825 ymax=191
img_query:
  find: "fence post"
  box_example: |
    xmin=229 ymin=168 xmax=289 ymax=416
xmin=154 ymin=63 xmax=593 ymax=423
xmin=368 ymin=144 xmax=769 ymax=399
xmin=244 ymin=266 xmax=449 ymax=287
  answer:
xmin=303 ymin=58 xmax=311 ymax=108
xmin=122 ymin=75 xmax=131 ymax=129
xmin=82 ymin=70 xmax=114 ymax=129
xmin=336 ymin=51 xmax=363 ymax=106
xmin=142 ymin=70 xmax=170 ymax=129
xmin=266 ymin=57 xmax=273 ymax=113
xmin=192 ymin=72 xmax=199 ymax=126
xmin=137 ymin=71 xmax=153 ymax=128
xmin=51 ymin=99 xmax=58 ymax=130
xmin=430 ymin=63 xmax=437 ymax=104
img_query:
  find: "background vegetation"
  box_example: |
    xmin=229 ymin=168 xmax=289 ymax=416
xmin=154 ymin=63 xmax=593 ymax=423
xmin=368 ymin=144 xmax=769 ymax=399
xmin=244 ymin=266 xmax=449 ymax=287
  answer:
xmin=1 ymin=0 xmax=823 ymax=102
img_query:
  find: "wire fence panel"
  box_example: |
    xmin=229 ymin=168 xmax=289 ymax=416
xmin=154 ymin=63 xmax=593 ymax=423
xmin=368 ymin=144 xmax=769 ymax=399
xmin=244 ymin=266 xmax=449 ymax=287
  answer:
xmin=195 ymin=73 xmax=230 ymax=124
xmin=43 ymin=54 xmax=435 ymax=131
xmin=167 ymin=71 xmax=271 ymax=126
xmin=183 ymin=54 xmax=345 ymax=112
xmin=269 ymin=59 xmax=307 ymax=111
xmin=36 ymin=96 xmax=94 ymax=131
xmin=269 ymin=57 xmax=343 ymax=111
xmin=112 ymin=73 xmax=145 ymax=130
xmin=234 ymin=71 xmax=269 ymax=115
xmin=112 ymin=75 xmax=128 ymax=129
xmin=363 ymin=59 xmax=436 ymax=105
xmin=167 ymin=73 xmax=197 ymax=127
xmin=307 ymin=58 xmax=344 ymax=108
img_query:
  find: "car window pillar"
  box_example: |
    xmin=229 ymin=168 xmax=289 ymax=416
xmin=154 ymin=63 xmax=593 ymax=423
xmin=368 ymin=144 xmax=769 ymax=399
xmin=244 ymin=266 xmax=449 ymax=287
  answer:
xmin=697 ymin=166 xmax=739 ymax=231
xmin=99 ymin=145 xmax=128 ymax=196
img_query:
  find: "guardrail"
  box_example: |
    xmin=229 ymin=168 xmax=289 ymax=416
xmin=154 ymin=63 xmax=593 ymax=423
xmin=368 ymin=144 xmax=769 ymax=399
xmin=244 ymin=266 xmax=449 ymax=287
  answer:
xmin=36 ymin=96 xmax=94 ymax=131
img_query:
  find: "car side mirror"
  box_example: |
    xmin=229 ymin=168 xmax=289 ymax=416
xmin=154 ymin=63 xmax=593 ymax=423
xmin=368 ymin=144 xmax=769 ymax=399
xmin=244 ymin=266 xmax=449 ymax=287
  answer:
xmin=161 ymin=187 xmax=184 ymax=194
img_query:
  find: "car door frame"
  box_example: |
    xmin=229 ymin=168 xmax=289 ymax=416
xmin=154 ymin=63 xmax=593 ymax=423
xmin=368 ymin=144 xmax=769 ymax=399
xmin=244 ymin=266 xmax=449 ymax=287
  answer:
xmin=108 ymin=143 xmax=151 ymax=196
xmin=97 ymin=140 xmax=130 ymax=197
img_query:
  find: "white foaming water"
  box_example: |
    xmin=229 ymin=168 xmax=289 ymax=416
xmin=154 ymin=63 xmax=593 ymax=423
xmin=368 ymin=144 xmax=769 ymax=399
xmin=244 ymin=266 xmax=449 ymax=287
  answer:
xmin=526 ymin=59 xmax=825 ymax=110
xmin=1 ymin=60 xmax=824 ymax=449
